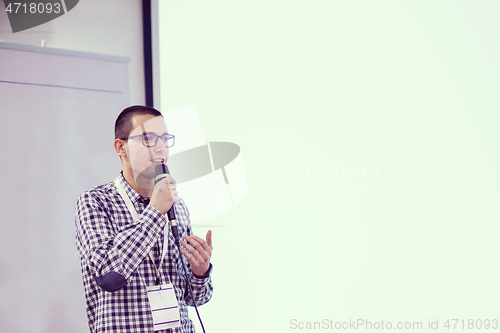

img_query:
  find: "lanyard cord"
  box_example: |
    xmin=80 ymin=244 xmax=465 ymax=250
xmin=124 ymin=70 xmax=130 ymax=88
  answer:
xmin=114 ymin=178 xmax=165 ymax=285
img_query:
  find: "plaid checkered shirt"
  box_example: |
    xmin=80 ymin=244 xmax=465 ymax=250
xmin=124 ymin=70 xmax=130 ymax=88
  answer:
xmin=75 ymin=173 xmax=213 ymax=333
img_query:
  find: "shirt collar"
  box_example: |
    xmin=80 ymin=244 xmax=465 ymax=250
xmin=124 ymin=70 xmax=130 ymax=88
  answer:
xmin=116 ymin=172 xmax=150 ymax=204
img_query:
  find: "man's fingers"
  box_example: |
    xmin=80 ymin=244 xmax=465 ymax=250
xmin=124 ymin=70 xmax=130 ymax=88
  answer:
xmin=179 ymin=239 xmax=205 ymax=263
xmin=206 ymin=230 xmax=213 ymax=249
xmin=179 ymin=246 xmax=200 ymax=265
xmin=183 ymin=234 xmax=211 ymax=253
xmin=166 ymin=175 xmax=176 ymax=185
xmin=179 ymin=233 xmax=212 ymax=277
xmin=180 ymin=237 xmax=211 ymax=261
xmin=170 ymin=189 xmax=178 ymax=204
xmin=154 ymin=179 xmax=167 ymax=189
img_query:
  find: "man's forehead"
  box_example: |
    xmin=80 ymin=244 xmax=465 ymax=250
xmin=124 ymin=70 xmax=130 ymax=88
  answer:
xmin=130 ymin=115 xmax=168 ymax=134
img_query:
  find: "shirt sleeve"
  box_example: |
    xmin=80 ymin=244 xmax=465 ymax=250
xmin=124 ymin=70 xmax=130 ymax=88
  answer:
xmin=75 ymin=190 xmax=167 ymax=292
xmin=186 ymin=263 xmax=213 ymax=307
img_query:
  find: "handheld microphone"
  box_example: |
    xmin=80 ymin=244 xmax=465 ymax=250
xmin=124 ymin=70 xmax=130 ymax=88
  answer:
xmin=154 ymin=164 xmax=179 ymax=244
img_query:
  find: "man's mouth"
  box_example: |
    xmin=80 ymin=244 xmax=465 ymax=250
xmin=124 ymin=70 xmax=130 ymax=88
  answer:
xmin=151 ymin=158 xmax=165 ymax=164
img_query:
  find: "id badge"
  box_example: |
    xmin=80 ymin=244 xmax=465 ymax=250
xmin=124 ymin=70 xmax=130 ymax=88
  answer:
xmin=146 ymin=284 xmax=181 ymax=331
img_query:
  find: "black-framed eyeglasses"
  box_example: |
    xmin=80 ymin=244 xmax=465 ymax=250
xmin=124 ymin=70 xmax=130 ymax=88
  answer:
xmin=121 ymin=133 xmax=175 ymax=148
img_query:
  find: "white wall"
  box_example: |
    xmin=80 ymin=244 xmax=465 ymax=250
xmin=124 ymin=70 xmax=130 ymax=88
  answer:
xmin=0 ymin=44 xmax=130 ymax=333
xmin=0 ymin=0 xmax=145 ymax=104
xmin=0 ymin=3 xmax=145 ymax=332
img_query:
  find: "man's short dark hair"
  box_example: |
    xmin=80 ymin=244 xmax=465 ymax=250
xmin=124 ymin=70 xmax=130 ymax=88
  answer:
xmin=115 ymin=105 xmax=163 ymax=140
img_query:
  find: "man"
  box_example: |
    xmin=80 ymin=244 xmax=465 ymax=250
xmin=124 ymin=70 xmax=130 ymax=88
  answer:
xmin=75 ymin=105 xmax=213 ymax=333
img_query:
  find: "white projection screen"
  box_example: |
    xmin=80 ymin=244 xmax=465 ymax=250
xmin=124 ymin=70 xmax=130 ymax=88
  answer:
xmin=0 ymin=42 xmax=127 ymax=332
xmin=153 ymin=1 xmax=500 ymax=332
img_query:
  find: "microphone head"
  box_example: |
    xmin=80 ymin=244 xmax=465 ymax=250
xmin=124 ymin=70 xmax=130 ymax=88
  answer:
xmin=155 ymin=163 xmax=169 ymax=176
xmin=154 ymin=164 xmax=170 ymax=185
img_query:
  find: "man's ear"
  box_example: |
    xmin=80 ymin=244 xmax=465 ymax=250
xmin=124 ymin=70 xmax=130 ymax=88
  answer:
xmin=114 ymin=139 xmax=127 ymax=160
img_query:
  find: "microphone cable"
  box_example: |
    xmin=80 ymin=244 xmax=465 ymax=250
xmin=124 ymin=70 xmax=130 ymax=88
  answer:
xmin=171 ymin=224 xmax=207 ymax=333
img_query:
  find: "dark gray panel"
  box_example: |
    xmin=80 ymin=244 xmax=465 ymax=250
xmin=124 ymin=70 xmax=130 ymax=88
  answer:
xmin=167 ymin=145 xmax=212 ymax=184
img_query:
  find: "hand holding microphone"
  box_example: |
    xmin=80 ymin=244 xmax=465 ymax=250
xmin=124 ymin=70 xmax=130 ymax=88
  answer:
xmin=149 ymin=164 xmax=178 ymax=216
xmin=152 ymin=164 xmax=180 ymax=244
